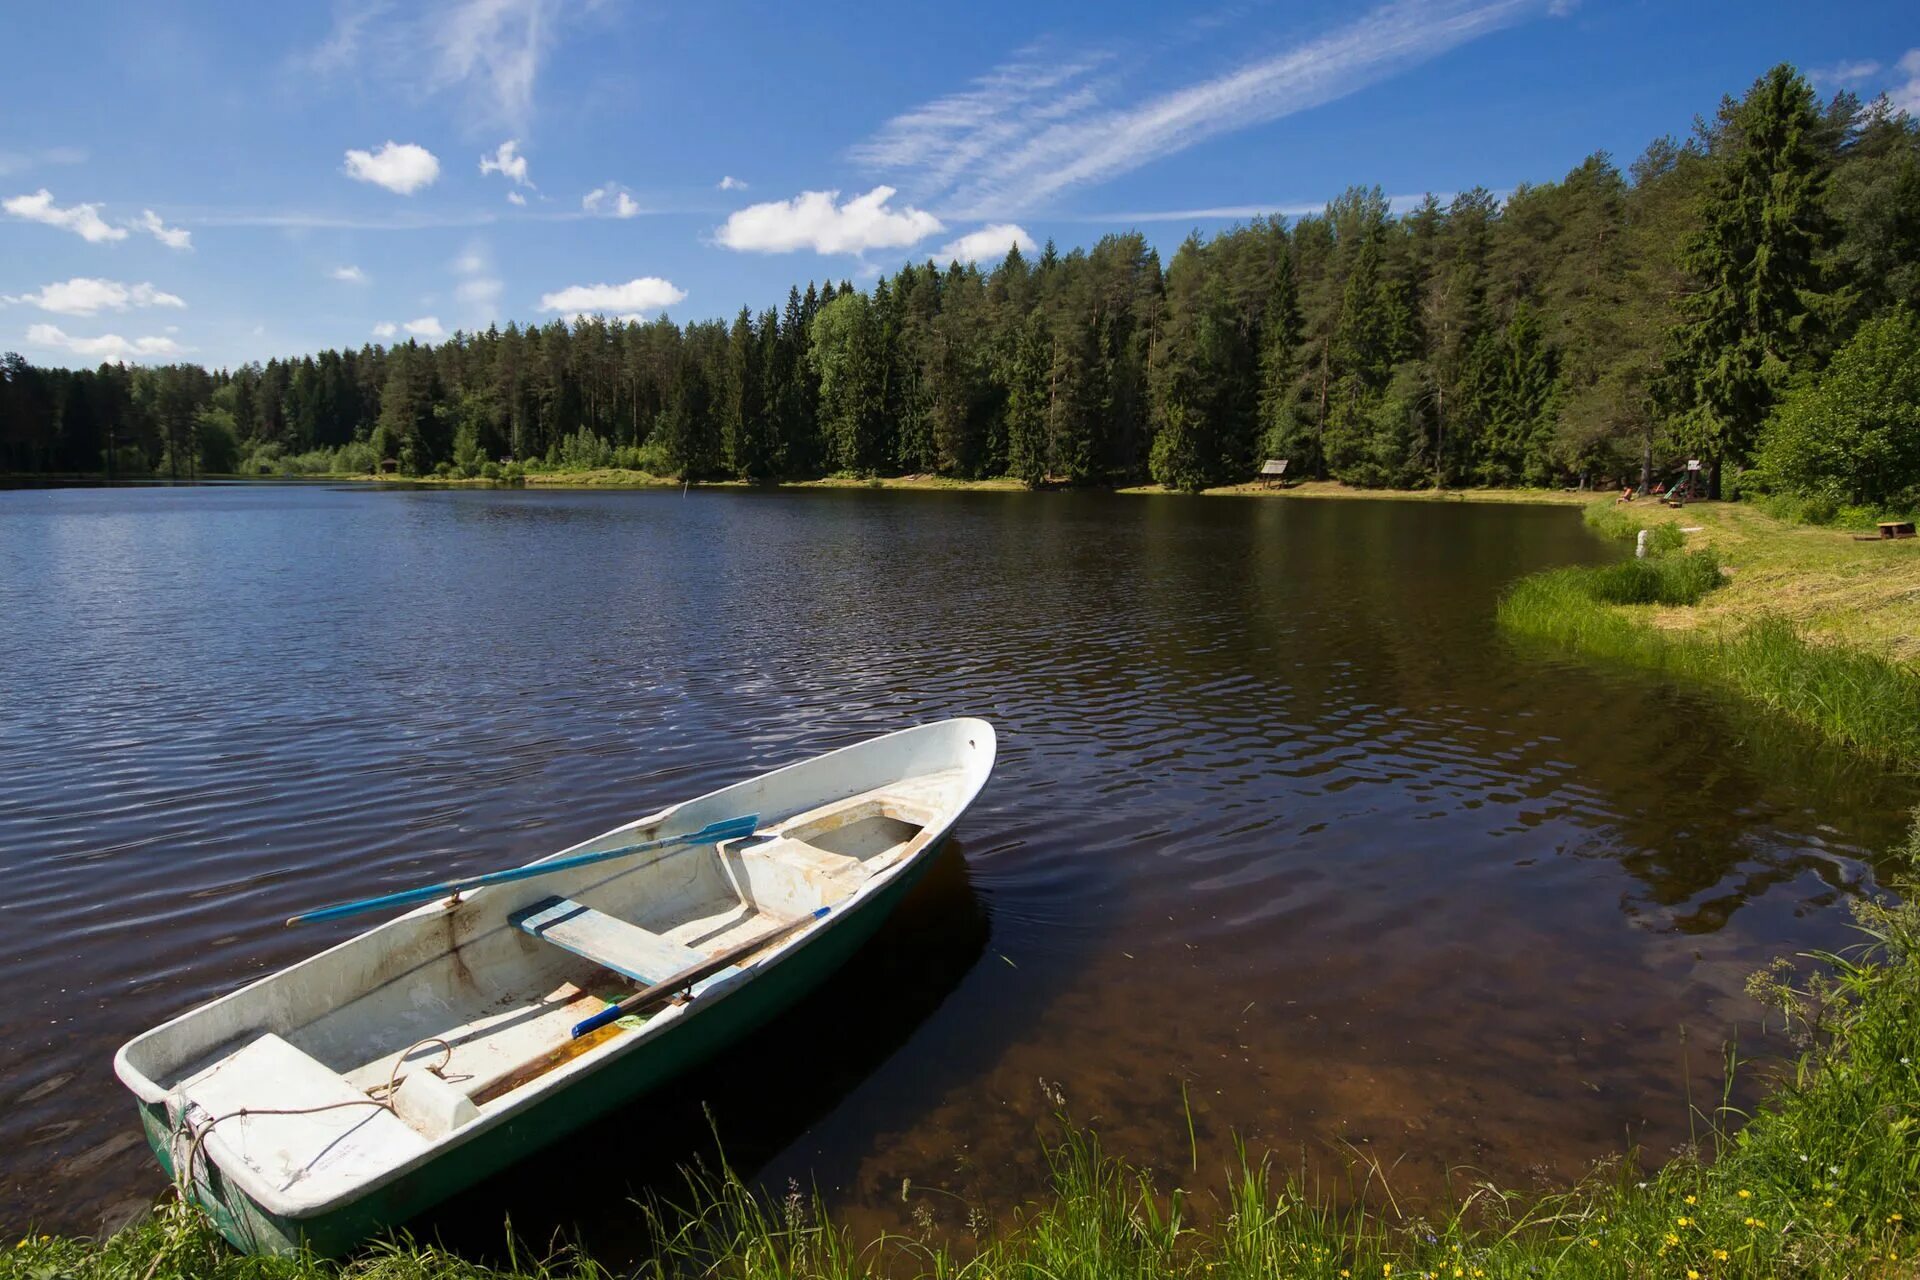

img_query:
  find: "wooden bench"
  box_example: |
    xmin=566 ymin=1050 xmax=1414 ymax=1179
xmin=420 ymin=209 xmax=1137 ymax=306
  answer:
xmin=512 ymin=897 xmax=706 ymax=985
xmin=1878 ymin=521 xmax=1916 ymax=540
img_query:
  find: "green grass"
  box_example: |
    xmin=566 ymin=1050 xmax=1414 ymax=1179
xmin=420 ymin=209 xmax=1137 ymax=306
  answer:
xmin=1504 ymin=501 xmax=1920 ymax=771
xmin=11 ymin=814 xmax=1920 ymax=1279
xmin=1583 ymin=548 xmax=1724 ymax=605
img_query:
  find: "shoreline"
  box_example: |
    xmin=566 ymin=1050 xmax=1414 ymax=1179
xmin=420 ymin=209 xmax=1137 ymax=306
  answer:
xmin=1498 ymin=499 xmax=1920 ymax=769
xmin=5 ymin=469 xmax=1597 ymax=506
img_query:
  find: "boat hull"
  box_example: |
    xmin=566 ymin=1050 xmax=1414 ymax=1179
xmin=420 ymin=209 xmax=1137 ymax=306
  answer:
xmin=135 ymin=841 xmax=941 ymax=1256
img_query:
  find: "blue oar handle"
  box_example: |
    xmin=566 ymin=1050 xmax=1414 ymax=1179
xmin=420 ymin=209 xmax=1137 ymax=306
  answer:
xmin=571 ymin=906 xmax=830 ymax=1038
xmin=286 ymin=814 xmax=760 ymax=926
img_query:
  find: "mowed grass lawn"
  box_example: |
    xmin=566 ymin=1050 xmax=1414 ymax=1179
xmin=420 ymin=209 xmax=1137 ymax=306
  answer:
xmin=1587 ymin=501 xmax=1920 ymax=667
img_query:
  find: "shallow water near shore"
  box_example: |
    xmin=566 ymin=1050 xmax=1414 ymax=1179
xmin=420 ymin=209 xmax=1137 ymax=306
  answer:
xmin=0 ymin=484 xmax=1911 ymax=1254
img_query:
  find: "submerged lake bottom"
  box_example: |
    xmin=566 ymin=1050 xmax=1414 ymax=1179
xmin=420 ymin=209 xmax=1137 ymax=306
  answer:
xmin=0 ymin=484 xmax=1911 ymax=1258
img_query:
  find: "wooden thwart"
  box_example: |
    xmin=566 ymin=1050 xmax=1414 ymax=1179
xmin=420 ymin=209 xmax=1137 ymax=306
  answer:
xmin=512 ymin=896 xmax=705 ymax=986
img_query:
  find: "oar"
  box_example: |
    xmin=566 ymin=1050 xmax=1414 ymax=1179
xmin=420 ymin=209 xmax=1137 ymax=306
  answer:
xmin=570 ymin=905 xmax=830 ymax=1038
xmin=285 ymin=815 xmax=761 ymax=926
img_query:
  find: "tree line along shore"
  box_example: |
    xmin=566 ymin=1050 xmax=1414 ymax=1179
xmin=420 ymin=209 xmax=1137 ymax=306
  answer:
xmin=4 ymin=63 xmax=1918 ymax=522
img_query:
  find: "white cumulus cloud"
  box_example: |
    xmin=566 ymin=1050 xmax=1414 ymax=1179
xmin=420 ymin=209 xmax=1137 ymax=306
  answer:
xmin=26 ymin=322 xmax=184 ymax=362
xmin=135 ymin=209 xmax=191 ymax=249
xmin=404 ymin=316 xmax=447 ymax=339
xmin=343 ymin=141 xmax=441 ymax=195
xmin=372 ymin=321 xmax=398 ymax=338
xmin=1891 ymin=49 xmax=1920 ymax=116
xmin=7 ymin=277 xmax=186 ymax=316
xmin=480 ymin=139 xmax=533 ymax=187
xmin=582 ymin=184 xmax=642 ymax=217
xmin=2 ymin=188 xmax=128 ymax=242
xmin=332 ymin=265 xmax=367 ymax=282
xmin=715 ymin=185 xmax=943 ymax=255
xmin=538 ymin=277 xmax=686 ymax=317
xmin=938 ymin=223 xmax=1038 ymax=263
xmin=506 ymin=190 xmax=527 ymax=206
xmin=718 ymin=175 xmax=748 ymax=190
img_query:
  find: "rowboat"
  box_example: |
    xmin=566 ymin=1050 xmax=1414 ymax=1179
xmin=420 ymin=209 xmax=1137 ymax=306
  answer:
xmin=113 ymin=718 xmax=997 ymax=1256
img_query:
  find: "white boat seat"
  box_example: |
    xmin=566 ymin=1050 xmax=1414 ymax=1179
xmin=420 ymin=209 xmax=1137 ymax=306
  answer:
xmin=172 ymin=1033 xmax=427 ymax=1200
xmin=512 ymin=896 xmax=705 ymax=986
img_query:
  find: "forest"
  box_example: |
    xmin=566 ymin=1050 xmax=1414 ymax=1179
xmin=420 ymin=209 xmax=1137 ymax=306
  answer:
xmin=3 ymin=64 xmax=1918 ymax=502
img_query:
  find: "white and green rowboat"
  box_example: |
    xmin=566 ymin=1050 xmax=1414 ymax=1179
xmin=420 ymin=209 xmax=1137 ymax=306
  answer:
xmin=114 ymin=718 xmax=997 ymax=1256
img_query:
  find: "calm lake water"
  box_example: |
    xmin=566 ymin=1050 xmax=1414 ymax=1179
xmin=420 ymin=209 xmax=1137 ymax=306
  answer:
xmin=0 ymin=484 xmax=1913 ymax=1252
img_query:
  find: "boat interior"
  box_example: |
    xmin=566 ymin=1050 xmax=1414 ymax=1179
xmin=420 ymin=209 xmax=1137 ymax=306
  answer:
xmin=129 ymin=769 xmax=967 ymax=1208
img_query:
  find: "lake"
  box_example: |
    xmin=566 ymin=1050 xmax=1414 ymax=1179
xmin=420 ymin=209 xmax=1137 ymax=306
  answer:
xmin=0 ymin=484 xmax=1911 ymax=1253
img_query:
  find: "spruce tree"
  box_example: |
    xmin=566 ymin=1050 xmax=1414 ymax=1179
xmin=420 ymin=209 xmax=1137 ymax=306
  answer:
xmin=1664 ymin=64 xmax=1834 ymax=493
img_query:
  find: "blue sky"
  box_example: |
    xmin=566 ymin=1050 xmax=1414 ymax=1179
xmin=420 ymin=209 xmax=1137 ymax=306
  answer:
xmin=2 ymin=0 xmax=1915 ymax=370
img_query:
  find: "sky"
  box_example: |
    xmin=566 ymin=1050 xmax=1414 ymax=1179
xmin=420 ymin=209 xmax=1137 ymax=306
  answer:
xmin=2 ymin=0 xmax=1916 ymax=370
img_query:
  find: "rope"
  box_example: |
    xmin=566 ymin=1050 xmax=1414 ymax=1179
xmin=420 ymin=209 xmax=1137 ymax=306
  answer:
xmin=170 ymin=1036 xmax=458 ymax=1203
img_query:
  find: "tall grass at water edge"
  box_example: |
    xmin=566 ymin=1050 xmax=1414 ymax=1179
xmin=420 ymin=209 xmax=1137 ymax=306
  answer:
xmin=1505 ymin=503 xmax=1920 ymax=771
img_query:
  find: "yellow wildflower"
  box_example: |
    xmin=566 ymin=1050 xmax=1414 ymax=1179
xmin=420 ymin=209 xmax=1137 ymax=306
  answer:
xmin=1340 ymin=1271 xmax=1350 ymax=1278
xmin=1688 ymin=1271 xmax=1700 ymax=1279
xmin=1714 ymin=1249 xmax=1729 ymax=1261
xmin=1892 ymin=1213 xmax=1905 ymax=1223
xmin=1383 ymin=1266 xmax=1393 ymax=1277
xmin=1737 ymin=1189 xmax=1752 ymax=1199
xmin=1684 ymin=1194 xmax=1697 ymax=1205
xmin=1665 ymin=1232 xmax=1681 ymax=1246
xmin=1677 ymin=1215 xmax=1694 ymax=1226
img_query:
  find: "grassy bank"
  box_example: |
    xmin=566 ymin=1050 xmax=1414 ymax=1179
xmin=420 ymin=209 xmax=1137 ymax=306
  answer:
xmin=1500 ymin=500 xmax=1920 ymax=770
xmin=11 ymin=813 xmax=1920 ymax=1279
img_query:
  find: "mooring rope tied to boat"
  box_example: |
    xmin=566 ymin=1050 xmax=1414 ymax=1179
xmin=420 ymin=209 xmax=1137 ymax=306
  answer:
xmin=170 ymin=1036 xmax=457 ymax=1199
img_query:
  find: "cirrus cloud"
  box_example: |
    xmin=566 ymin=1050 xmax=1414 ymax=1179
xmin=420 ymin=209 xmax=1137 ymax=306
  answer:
xmin=538 ymin=277 xmax=686 ymax=317
xmin=343 ymin=141 xmax=441 ymax=195
xmin=715 ymin=185 xmax=943 ymax=255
